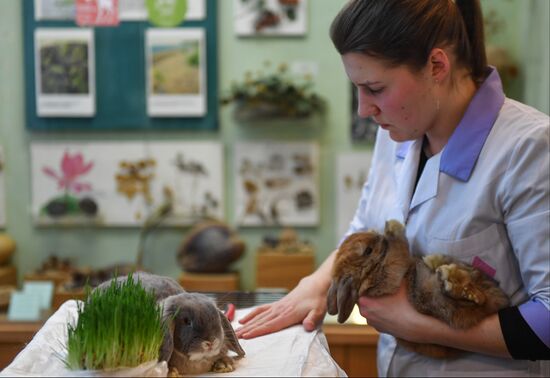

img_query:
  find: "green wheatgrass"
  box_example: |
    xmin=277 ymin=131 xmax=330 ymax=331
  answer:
xmin=64 ymin=273 xmax=166 ymax=371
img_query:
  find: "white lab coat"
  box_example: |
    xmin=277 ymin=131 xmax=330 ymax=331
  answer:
xmin=344 ymin=69 xmax=549 ymax=376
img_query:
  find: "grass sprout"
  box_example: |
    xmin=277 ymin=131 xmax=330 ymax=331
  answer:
xmin=64 ymin=273 xmax=165 ymax=371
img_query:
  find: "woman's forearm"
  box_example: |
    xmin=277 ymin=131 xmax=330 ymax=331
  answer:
xmin=425 ymin=313 xmax=511 ymax=358
xmin=306 ymin=248 xmax=337 ymax=293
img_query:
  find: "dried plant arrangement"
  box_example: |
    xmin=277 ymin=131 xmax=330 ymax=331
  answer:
xmin=64 ymin=273 xmax=166 ymax=371
xmin=221 ymin=61 xmax=326 ymax=121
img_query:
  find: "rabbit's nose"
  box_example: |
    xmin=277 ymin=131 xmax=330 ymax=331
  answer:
xmin=203 ymin=341 xmax=213 ymax=351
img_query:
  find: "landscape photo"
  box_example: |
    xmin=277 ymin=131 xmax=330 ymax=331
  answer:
xmin=146 ymin=28 xmax=206 ymax=116
xmin=151 ymin=40 xmax=200 ymax=95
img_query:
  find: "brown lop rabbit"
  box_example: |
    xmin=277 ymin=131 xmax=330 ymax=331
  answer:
xmin=327 ymin=220 xmax=509 ymax=358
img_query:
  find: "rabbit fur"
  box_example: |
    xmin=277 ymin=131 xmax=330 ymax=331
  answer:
xmin=327 ymin=220 xmax=509 ymax=358
xmin=94 ymin=271 xmax=245 ymax=375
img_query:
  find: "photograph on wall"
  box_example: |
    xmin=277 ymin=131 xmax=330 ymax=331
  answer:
xmin=146 ymin=28 xmax=206 ymax=117
xmin=0 ymin=147 xmax=6 ymax=228
xmin=336 ymin=151 xmax=373 ymax=241
xmin=34 ymin=28 xmax=96 ymax=117
xmin=119 ymin=0 xmax=206 ymax=20
xmin=234 ymin=0 xmax=308 ymax=37
xmin=234 ymin=141 xmax=319 ymax=227
xmin=31 ymin=141 xmax=223 ymax=226
xmin=351 ymin=84 xmax=378 ymax=143
xmin=34 ymin=0 xmax=76 ymax=20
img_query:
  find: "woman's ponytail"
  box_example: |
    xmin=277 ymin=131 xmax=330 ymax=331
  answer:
xmin=455 ymin=0 xmax=487 ymax=84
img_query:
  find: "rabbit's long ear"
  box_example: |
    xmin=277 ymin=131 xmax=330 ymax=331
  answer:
xmin=327 ymin=280 xmax=339 ymax=315
xmin=336 ymin=275 xmax=357 ymax=324
xmin=159 ymin=301 xmax=176 ymax=363
xmin=220 ymin=311 xmax=246 ymax=358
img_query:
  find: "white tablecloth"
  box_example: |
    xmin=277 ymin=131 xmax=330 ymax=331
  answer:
xmin=1 ymin=301 xmax=346 ymax=377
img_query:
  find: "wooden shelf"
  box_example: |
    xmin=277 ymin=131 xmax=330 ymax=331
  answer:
xmin=0 ymin=266 xmax=17 ymax=286
xmin=0 ymin=315 xmax=42 ymax=369
xmin=179 ymin=272 xmax=240 ymax=292
xmin=256 ymin=252 xmax=314 ymax=291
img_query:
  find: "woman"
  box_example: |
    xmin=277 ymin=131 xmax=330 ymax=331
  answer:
xmin=236 ymin=0 xmax=549 ymax=375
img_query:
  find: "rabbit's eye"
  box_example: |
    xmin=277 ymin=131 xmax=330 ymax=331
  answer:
xmin=363 ymin=246 xmax=373 ymax=256
xmin=182 ymin=317 xmax=191 ymax=326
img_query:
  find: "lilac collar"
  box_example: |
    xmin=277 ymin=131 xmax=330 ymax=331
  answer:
xmin=395 ymin=67 xmax=505 ymax=181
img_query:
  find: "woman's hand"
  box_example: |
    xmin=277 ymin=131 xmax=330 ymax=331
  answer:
xmin=358 ymin=280 xmax=511 ymax=358
xmin=235 ymin=275 xmax=329 ymax=339
xmin=357 ymin=280 xmax=435 ymax=343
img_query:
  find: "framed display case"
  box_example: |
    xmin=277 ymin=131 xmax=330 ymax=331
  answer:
xmin=23 ymin=0 xmax=219 ymax=131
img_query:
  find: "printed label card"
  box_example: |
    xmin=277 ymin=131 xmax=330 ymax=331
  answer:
xmin=8 ymin=292 xmax=42 ymax=321
xmin=119 ymin=0 xmax=148 ymax=20
xmin=34 ymin=28 xmax=96 ymax=117
xmin=23 ymin=281 xmax=55 ymax=311
xmin=185 ymin=0 xmax=206 ymax=20
xmin=34 ymin=0 xmax=76 ymax=21
xmin=146 ymin=28 xmax=206 ymax=117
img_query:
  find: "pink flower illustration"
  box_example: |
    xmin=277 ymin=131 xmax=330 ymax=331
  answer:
xmin=42 ymin=151 xmax=94 ymax=194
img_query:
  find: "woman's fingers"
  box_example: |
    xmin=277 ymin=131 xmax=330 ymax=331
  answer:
xmin=302 ymin=308 xmax=324 ymax=331
xmin=238 ymin=304 xmax=270 ymax=324
xmin=236 ymin=306 xmax=279 ymax=336
xmin=238 ymin=306 xmax=303 ymax=339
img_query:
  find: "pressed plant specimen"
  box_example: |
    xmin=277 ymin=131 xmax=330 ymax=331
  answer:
xmin=41 ymin=150 xmax=98 ymax=218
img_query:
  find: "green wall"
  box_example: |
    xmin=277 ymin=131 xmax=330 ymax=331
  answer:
xmin=0 ymin=0 xmax=354 ymax=290
xmin=0 ymin=0 xmax=547 ymax=290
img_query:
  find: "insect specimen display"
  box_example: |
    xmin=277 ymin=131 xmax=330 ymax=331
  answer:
xmin=234 ymin=0 xmax=307 ymax=36
xmin=31 ymin=141 xmax=223 ymax=226
xmin=234 ymin=141 xmax=319 ymax=226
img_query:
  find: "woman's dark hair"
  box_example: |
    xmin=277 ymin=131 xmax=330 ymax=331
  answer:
xmin=330 ymin=0 xmax=487 ymax=84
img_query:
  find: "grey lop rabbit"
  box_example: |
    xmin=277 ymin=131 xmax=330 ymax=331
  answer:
xmin=327 ymin=220 xmax=509 ymax=358
xmin=94 ymin=272 xmax=245 ymax=375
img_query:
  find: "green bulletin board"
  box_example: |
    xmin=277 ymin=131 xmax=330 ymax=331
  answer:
xmin=23 ymin=0 xmax=218 ymax=131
